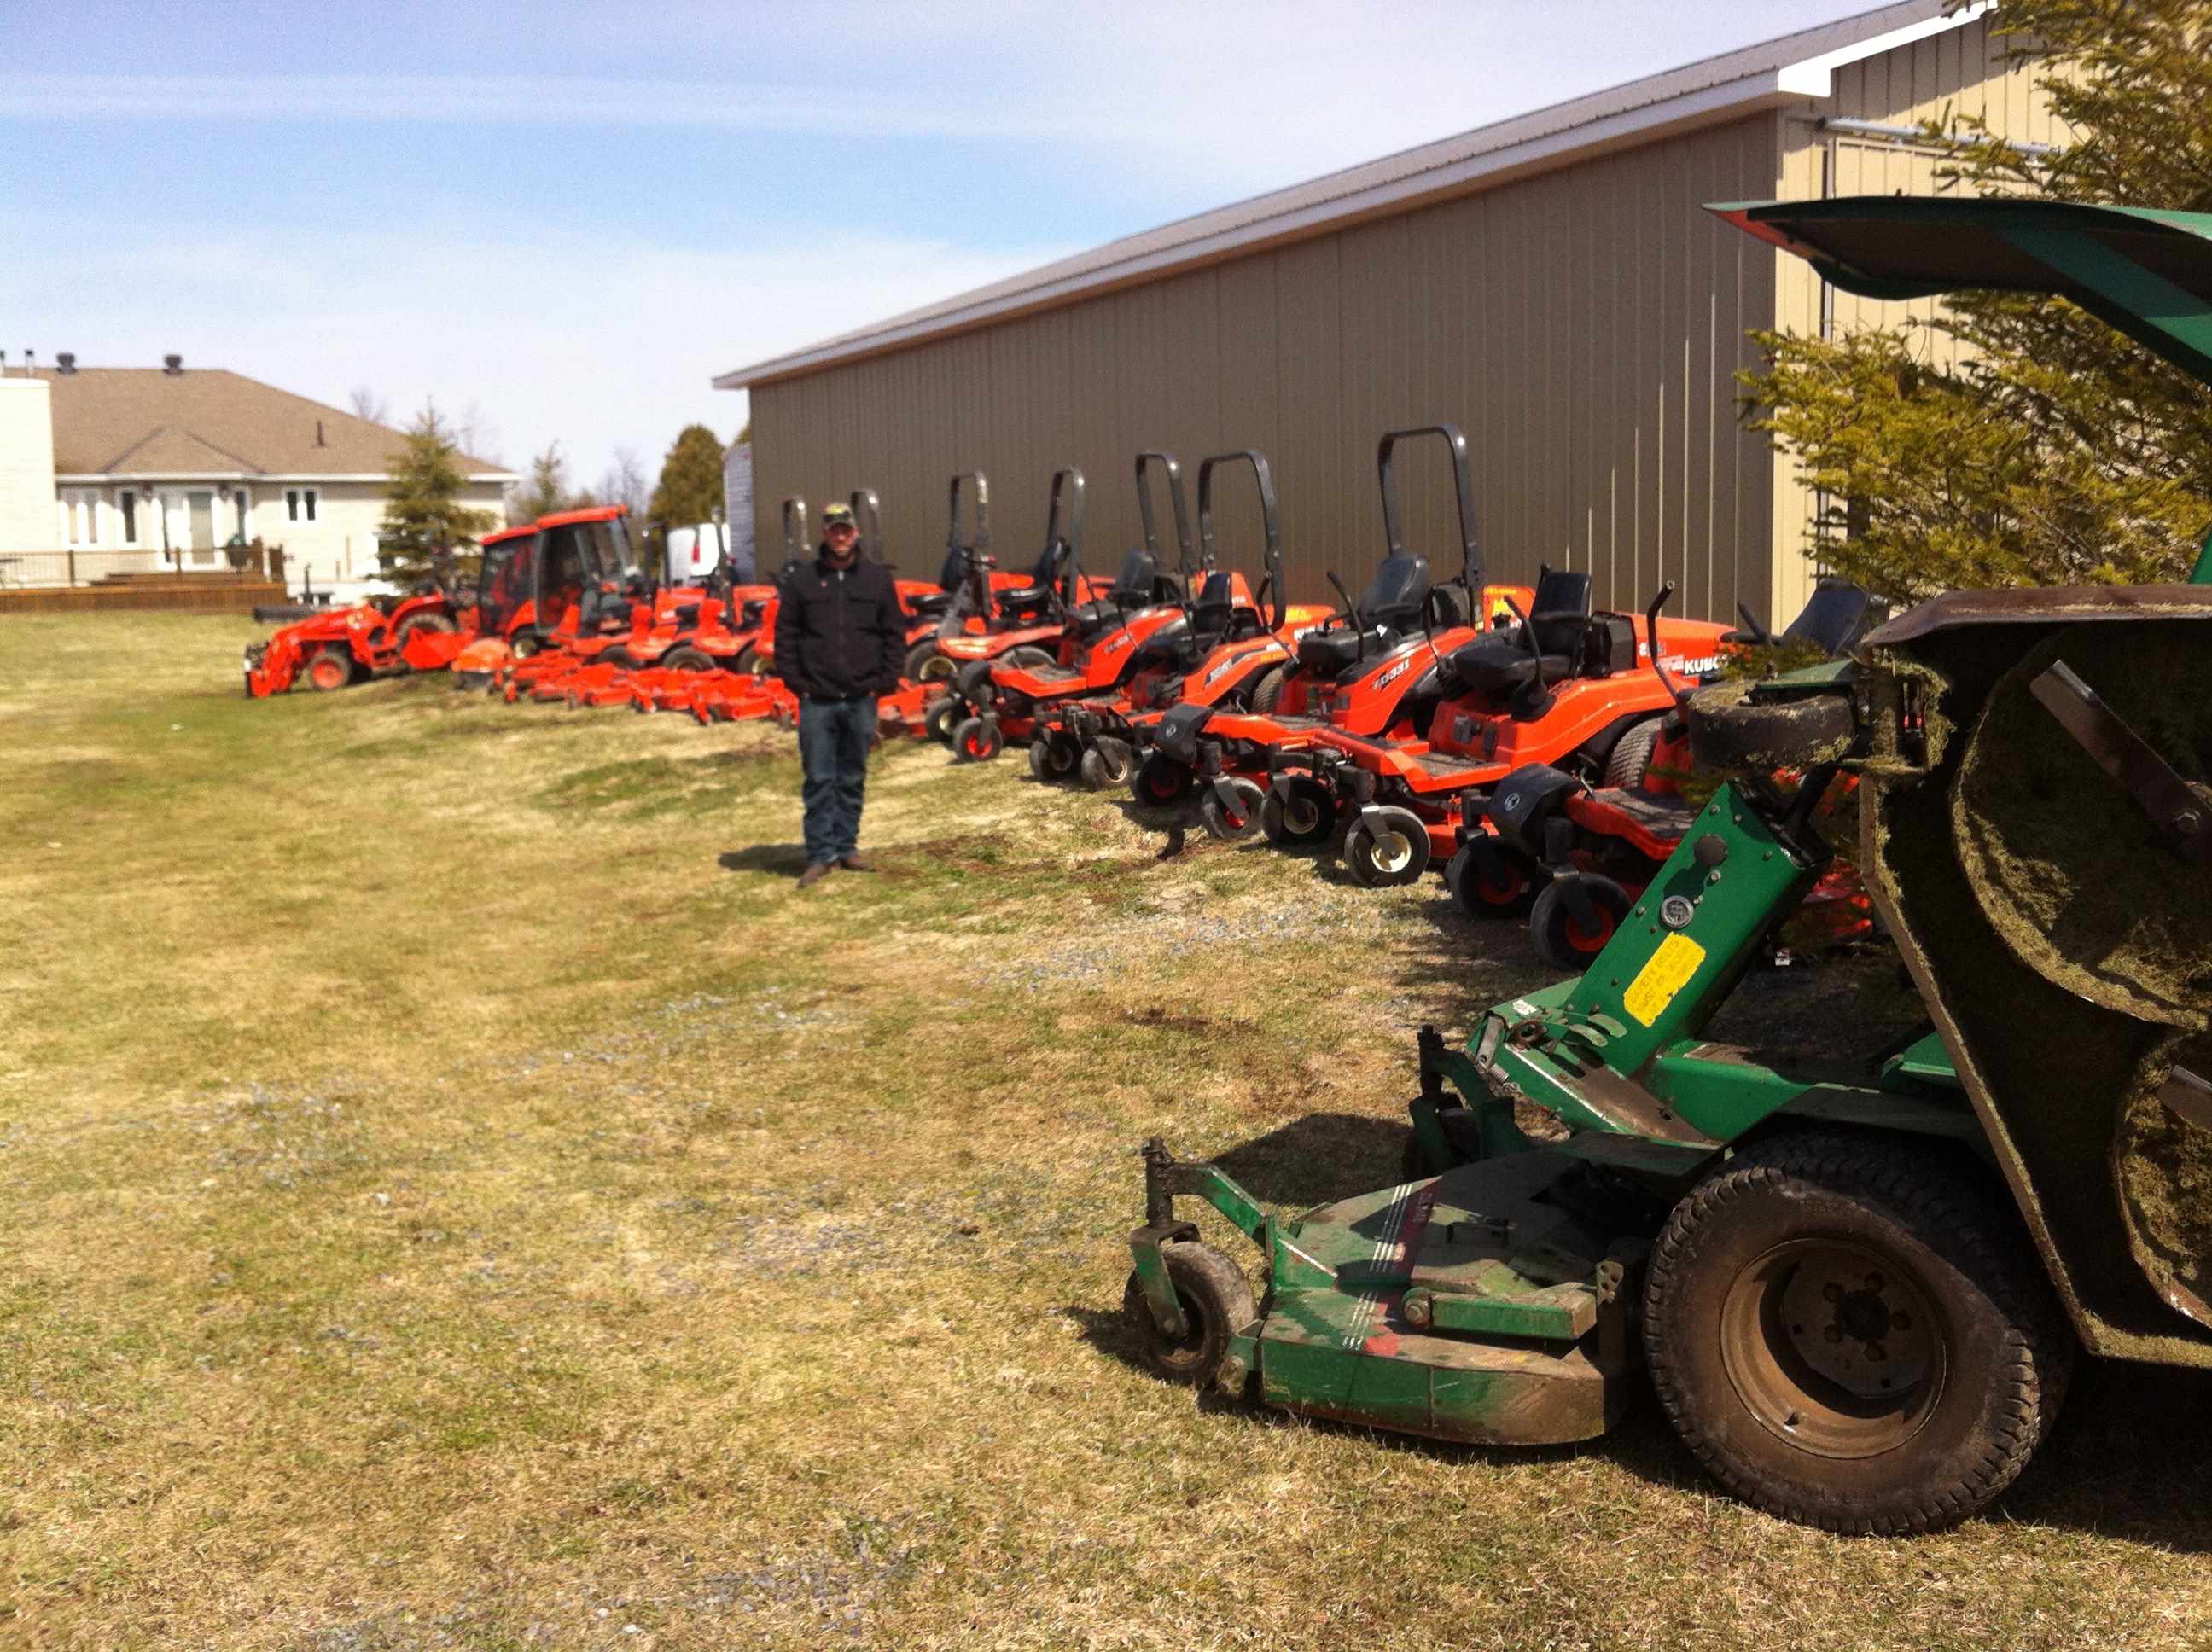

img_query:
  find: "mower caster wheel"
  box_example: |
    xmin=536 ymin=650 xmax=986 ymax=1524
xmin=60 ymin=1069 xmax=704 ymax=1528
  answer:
xmin=924 ymin=695 xmax=963 ymax=746
xmin=1447 ymin=836 xmax=1549 ymax=918
xmin=1200 ymin=777 xmax=1266 ymax=841
xmin=1344 ymin=806 xmax=1432 ymax=887
xmin=1080 ymin=737 xmax=1132 ymax=791
xmin=1132 ymin=752 xmax=1199 ymax=809
xmin=904 ymin=639 xmax=956 ymax=683
xmin=952 ymin=715 xmax=1004 ymax=763
xmin=1260 ymin=775 xmax=1335 ymax=849
xmin=1528 ymin=872 xmax=1630 ymax=967
xmin=1644 ymin=1131 xmax=2074 ymax=1535
xmin=1123 ymin=1242 xmax=1256 ymax=1388
xmin=1027 ymin=730 xmax=1082 ymax=784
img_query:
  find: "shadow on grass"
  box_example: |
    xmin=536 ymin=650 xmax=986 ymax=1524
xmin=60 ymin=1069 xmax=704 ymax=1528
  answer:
xmin=719 ymin=844 xmax=812 ymax=878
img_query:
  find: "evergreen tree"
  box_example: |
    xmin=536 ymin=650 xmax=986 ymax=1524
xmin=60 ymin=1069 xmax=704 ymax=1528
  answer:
xmin=1741 ymin=0 xmax=2212 ymax=601
xmin=510 ymin=442 xmax=577 ymax=522
xmin=379 ymin=402 xmax=496 ymax=588
xmin=648 ymin=424 xmax=728 ymax=529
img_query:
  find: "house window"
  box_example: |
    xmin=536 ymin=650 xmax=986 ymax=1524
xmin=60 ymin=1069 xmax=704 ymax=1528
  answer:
xmin=286 ymin=487 xmax=317 ymax=522
xmin=61 ymin=490 xmax=99 ymax=546
xmin=119 ymin=490 xmax=137 ymax=544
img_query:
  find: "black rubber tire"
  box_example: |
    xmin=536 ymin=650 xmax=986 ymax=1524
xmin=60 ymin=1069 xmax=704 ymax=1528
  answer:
xmin=904 ymin=638 xmax=952 ymax=681
xmin=1200 ymin=777 xmax=1266 ymax=841
xmin=952 ymin=715 xmax=1003 ymax=763
xmin=1004 ymin=645 xmax=1057 ymax=670
xmin=1132 ymin=752 xmax=1199 ymax=808
xmin=1249 ymin=666 xmax=1285 ymax=714
xmin=1343 ymin=806 xmax=1433 ymax=887
xmin=1121 ymin=1242 xmax=1257 ymax=1388
xmin=1527 ymin=873 xmax=1630 ymax=968
xmin=1080 ymin=737 xmax=1132 ymax=791
xmin=661 ymin=646 xmax=713 ymax=672
xmin=924 ymin=695 xmax=962 ymax=747
xmin=1644 ymin=1131 xmax=2075 ymax=1535
xmin=1447 ymin=836 xmax=1549 ymax=919
xmin=1260 ymin=776 xmax=1335 ymax=849
xmin=1029 ymin=730 xmax=1081 ymax=783
xmin=1604 ymin=715 xmax=1666 ymax=791
xmin=306 ymin=647 xmax=354 ymax=691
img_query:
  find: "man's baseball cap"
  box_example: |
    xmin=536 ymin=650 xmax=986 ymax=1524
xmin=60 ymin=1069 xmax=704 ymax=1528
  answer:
xmin=821 ymin=503 xmax=857 ymax=529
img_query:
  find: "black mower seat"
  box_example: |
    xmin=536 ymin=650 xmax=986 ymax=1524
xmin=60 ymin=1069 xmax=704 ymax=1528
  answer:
xmin=1068 ymin=550 xmax=1167 ymax=633
xmin=1295 ymin=552 xmax=1432 ymax=674
xmin=907 ymin=590 xmax=955 ymax=619
xmin=1445 ymin=634 xmax=1577 ymax=695
xmin=1298 ymin=623 xmax=1394 ymax=675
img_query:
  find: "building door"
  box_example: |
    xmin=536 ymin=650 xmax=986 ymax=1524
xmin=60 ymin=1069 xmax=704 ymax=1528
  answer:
xmin=187 ymin=492 xmax=216 ymax=567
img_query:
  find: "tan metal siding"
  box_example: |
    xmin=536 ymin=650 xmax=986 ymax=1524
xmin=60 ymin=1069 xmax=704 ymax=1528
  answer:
xmin=752 ymin=23 xmax=2046 ymax=625
xmin=1767 ymin=16 xmax=2067 ymax=620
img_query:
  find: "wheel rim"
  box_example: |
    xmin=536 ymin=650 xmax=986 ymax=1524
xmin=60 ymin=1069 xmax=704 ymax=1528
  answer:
xmin=1565 ymin=906 xmax=1616 ymax=951
xmin=1145 ymin=765 xmax=1187 ymax=802
xmin=965 ymin=730 xmax=990 ymax=759
xmin=918 ymin=655 xmax=955 ymax=682
xmin=1284 ymin=796 xmax=1323 ymax=837
xmin=1719 ymin=1238 xmax=1947 ymax=1460
xmin=311 ymin=657 xmax=346 ymax=689
xmin=1477 ymin=864 xmax=1524 ymax=906
xmin=1048 ymin=741 xmax=1077 ymax=776
xmin=1369 ymin=829 xmax=1416 ymax=876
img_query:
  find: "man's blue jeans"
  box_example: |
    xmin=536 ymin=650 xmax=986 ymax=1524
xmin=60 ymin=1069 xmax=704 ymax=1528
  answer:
xmin=796 ymin=695 xmax=876 ymax=867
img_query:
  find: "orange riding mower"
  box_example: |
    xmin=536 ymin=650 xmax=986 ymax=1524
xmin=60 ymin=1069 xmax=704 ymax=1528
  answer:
xmin=906 ymin=466 xmax=1118 ymax=709
xmin=1449 ymin=577 xmax=1885 ymax=967
xmin=1130 ymin=423 xmax=1533 ymax=834
xmin=1022 ymin=449 xmax=1335 ymax=789
xmin=242 ymin=533 xmax=522 ymax=696
xmin=924 ymin=451 xmax=1230 ymax=760
xmin=1246 ymin=563 xmax=1738 ymax=882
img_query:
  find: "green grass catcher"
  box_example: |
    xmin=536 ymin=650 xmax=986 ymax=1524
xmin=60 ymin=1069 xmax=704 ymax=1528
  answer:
xmin=1121 ymin=195 xmax=2212 ymax=1535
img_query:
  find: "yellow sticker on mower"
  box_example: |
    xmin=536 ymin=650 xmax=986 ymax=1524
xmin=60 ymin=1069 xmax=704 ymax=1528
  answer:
xmin=1624 ymin=933 xmax=1706 ymax=1027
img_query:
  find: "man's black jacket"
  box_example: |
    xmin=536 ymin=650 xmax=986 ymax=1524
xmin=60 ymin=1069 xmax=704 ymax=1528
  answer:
xmin=773 ymin=551 xmax=908 ymax=701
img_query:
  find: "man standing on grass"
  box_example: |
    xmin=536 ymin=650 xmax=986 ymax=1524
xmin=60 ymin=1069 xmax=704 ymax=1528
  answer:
xmin=773 ymin=502 xmax=907 ymax=887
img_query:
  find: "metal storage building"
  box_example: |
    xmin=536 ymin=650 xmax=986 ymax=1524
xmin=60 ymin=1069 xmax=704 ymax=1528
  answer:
xmin=715 ymin=1 xmax=2063 ymax=623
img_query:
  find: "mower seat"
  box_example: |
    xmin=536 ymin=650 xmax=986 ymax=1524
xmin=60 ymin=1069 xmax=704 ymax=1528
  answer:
xmin=1157 ymin=573 xmax=1244 ymax=669
xmin=993 ymin=540 xmax=1074 ymax=621
xmin=1068 ymin=550 xmax=1163 ymax=634
xmin=672 ymin=602 xmax=701 ymax=629
xmin=1295 ymin=553 xmax=1431 ymax=674
xmin=906 ymin=590 xmax=955 ymax=619
xmin=1442 ymin=570 xmax=1598 ymax=695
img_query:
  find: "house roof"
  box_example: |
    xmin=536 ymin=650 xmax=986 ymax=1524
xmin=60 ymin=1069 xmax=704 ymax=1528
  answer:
xmin=714 ymin=0 xmax=1988 ymax=391
xmin=32 ymin=366 xmax=514 ymax=480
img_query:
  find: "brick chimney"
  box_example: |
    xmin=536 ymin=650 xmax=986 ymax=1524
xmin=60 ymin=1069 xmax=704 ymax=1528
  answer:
xmin=163 ymin=353 xmax=183 ymax=375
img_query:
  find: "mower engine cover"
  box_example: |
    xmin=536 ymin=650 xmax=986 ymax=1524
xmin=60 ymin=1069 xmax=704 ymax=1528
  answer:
xmin=1151 ymin=701 xmax=1214 ymax=769
xmin=1858 ymin=585 xmax=2212 ymax=1365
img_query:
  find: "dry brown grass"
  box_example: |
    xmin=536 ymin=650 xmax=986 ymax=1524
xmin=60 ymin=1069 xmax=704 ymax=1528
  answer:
xmin=3 ymin=613 xmax=2209 ymax=1651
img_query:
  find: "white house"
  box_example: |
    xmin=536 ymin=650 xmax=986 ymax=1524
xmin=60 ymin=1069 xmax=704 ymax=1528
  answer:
xmin=3 ymin=353 xmax=513 ymax=596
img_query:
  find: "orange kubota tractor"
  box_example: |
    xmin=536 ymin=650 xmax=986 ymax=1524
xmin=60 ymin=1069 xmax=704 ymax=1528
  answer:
xmin=242 ymin=529 xmax=531 ymax=697
xmin=450 ymin=504 xmax=638 ymax=689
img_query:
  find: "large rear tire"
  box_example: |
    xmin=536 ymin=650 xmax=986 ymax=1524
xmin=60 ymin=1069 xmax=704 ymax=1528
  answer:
xmin=1343 ymin=806 xmax=1432 ymax=887
xmin=1527 ymin=872 xmax=1629 ymax=967
xmin=1249 ymin=666 xmax=1285 ymax=714
xmin=1122 ymin=1243 xmax=1256 ymax=1388
xmin=661 ymin=646 xmax=713 ymax=672
xmin=1604 ymin=715 xmax=1666 ymax=791
xmin=905 ymin=638 xmax=953 ymax=682
xmin=1644 ymin=1132 xmax=2074 ymax=1535
xmin=1004 ymin=645 xmax=1057 ymax=670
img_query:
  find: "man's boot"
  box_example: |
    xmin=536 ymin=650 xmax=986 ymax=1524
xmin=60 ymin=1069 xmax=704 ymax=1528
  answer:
xmin=797 ymin=861 xmax=835 ymax=888
xmin=838 ymin=853 xmax=876 ymax=872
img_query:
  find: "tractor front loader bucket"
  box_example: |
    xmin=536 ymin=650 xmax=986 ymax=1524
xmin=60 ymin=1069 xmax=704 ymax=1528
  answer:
xmin=1858 ymin=585 xmax=2212 ymax=1364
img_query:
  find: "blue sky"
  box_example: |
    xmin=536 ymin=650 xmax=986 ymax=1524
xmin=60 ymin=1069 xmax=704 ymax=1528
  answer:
xmin=3 ymin=1 xmax=1880 ymax=490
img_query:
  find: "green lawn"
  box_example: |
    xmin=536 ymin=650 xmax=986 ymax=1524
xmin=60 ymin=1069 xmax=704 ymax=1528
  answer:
xmin=3 ymin=613 xmax=2207 ymax=1650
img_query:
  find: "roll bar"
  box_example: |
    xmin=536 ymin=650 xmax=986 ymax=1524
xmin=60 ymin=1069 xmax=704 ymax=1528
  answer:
xmin=1044 ymin=466 xmax=1086 ymax=611
xmin=1196 ymin=449 xmax=1286 ymax=632
xmin=1134 ymin=451 xmax=1194 ymax=583
xmin=847 ymin=487 xmax=882 ymax=563
xmin=946 ymin=471 xmax=991 ymax=557
xmin=1378 ymin=422 xmax=1480 ymax=596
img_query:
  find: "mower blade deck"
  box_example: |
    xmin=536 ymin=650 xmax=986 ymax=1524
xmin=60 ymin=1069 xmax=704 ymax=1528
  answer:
xmin=1254 ymin=1151 xmax=1632 ymax=1446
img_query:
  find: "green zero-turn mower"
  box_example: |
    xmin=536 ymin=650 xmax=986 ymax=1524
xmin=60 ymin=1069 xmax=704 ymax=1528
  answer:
xmin=1121 ymin=195 xmax=2212 ymax=1535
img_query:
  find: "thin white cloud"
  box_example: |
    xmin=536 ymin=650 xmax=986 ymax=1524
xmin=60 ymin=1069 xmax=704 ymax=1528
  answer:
xmin=0 ymin=212 xmax=1074 ymax=490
